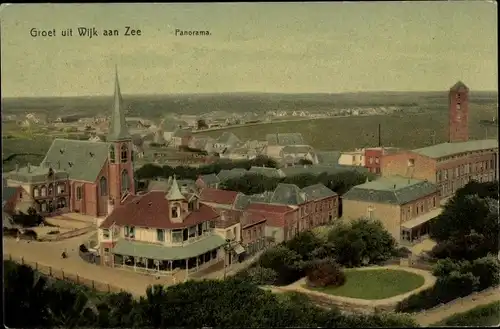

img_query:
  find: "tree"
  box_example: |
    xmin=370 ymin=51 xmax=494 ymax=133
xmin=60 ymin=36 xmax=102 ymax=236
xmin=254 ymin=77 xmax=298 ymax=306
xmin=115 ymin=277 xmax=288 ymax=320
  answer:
xmin=258 ymin=245 xmax=305 ymax=285
xmin=305 ymin=258 xmax=346 ymax=288
xmin=221 ymin=173 xmax=280 ymax=195
xmin=235 ymin=266 xmax=278 ymax=285
xmin=328 ymin=218 xmax=396 ymax=267
xmin=285 ymin=231 xmax=324 ymax=261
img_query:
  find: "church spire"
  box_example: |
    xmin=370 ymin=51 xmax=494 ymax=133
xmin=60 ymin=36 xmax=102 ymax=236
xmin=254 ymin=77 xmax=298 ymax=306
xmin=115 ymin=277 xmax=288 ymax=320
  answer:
xmin=166 ymin=175 xmax=185 ymax=201
xmin=108 ymin=66 xmax=131 ymax=142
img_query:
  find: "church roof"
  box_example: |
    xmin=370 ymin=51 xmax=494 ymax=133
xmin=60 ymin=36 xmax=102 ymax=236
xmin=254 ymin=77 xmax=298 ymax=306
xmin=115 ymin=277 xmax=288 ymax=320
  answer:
xmin=450 ymin=81 xmax=469 ymax=92
xmin=41 ymin=139 xmax=110 ymax=182
xmin=108 ymin=67 xmax=131 ymax=142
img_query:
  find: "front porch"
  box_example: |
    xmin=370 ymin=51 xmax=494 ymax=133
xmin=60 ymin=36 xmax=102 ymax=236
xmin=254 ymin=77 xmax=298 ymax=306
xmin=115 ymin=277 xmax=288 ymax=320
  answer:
xmin=105 ymin=235 xmax=227 ymax=278
xmin=400 ymin=208 xmax=443 ymax=245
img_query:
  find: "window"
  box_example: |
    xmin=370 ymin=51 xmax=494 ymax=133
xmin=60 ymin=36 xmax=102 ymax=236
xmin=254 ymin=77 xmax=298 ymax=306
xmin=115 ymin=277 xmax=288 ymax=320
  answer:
xmin=121 ymin=170 xmax=129 ymax=192
xmin=99 ymin=177 xmax=108 ymax=196
xmin=103 ymin=229 xmax=110 ymax=238
xmin=420 ymin=204 xmax=424 ymax=213
xmin=41 ymin=186 xmax=47 ymax=197
xmin=456 ymin=103 xmax=461 ymax=110
xmin=183 ymin=228 xmax=189 ymax=241
xmin=369 ymin=157 xmax=374 ymax=164
xmin=109 ymin=145 xmax=116 ymax=164
xmin=375 ymin=157 xmax=380 ymax=164
xmin=33 ymin=187 xmax=40 ymax=197
xmin=188 ymin=201 xmax=194 ymax=211
xmin=171 ymin=205 xmax=179 ymax=218
xmin=416 ymin=204 xmax=419 ymax=215
xmin=233 ymin=227 xmax=237 ymax=240
xmin=375 ymin=167 xmax=380 ymax=174
xmin=76 ymin=186 xmax=82 ymax=200
xmin=455 ymin=167 xmax=459 ymax=177
xmin=57 ymin=184 xmax=65 ymax=194
xmin=120 ymin=144 xmax=128 ymax=163
xmin=188 ymin=226 xmax=196 ymax=238
xmin=172 ymin=229 xmax=183 ymax=243
xmin=408 ymin=159 xmax=415 ymax=167
xmin=443 ymin=170 xmax=448 ymax=180
xmin=104 ymin=248 xmax=110 ymax=253
xmin=433 ymin=196 xmax=436 ymax=208
xmin=48 ymin=184 xmax=54 ymax=196
xmin=157 ymin=229 xmax=165 ymax=242
xmin=129 ymin=226 xmax=135 ymax=238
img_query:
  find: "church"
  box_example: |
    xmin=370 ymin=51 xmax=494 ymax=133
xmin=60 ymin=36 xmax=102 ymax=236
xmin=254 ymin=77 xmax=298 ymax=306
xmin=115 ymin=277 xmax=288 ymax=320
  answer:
xmin=4 ymin=69 xmax=136 ymax=217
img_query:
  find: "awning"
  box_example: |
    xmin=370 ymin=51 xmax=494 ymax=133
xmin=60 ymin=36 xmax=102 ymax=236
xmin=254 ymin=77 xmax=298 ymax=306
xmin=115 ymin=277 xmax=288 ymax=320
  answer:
xmin=232 ymin=243 xmax=245 ymax=255
xmin=401 ymin=208 xmax=443 ymax=230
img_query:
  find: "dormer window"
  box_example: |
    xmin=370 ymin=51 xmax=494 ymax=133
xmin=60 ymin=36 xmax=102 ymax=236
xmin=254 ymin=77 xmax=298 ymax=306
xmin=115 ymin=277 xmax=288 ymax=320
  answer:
xmin=408 ymin=159 xmax=415 ymax=167
xmin=171 ymin=205 xmax=180 ymax=218
xmin=109 ymin=145 xmax=116 ymax=164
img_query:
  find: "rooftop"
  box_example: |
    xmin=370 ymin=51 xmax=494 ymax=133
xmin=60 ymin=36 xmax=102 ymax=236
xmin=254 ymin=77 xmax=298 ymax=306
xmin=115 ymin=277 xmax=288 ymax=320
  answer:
xmin=412 ymin=139 xmax=498 ymax=159
xmin=7 ymin=164 xmax=69 ymax=183
xmin=342 ymin=175 xmax=438 ymax=205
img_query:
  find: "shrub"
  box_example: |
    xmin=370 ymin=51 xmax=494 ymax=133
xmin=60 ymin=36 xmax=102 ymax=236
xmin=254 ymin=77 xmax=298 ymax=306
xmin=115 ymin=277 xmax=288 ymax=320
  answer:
xmin=21 ymin=229 xmax=38 ymax=240
xmin=236 ymin=266 xmax=278 ymax=285
xmin=393 ymin=246 xmax=412 ymax=258
xmin=468 ymin=256 xmax=500 ymax=290
xmin=305 ymin=258 xmax=346 ymax=288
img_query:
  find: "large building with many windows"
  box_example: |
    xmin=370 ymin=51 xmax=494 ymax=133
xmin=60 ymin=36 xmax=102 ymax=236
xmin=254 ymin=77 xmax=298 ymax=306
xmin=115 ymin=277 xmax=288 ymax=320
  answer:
xmin=4 ymin=69 xmax=136 ymax=217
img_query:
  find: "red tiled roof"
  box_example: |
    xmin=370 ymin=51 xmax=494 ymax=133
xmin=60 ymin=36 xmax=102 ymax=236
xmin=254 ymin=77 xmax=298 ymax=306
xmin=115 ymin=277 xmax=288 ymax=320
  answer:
xmin=246 ymin=203 xmax=295 ymax=214
xmin=100 ymin=191 xmax=219 ymax=229
xmin=199 ymin=188 xmax=239 ymax=205
xmin=241 ymin=211 xmax=267 ymax=228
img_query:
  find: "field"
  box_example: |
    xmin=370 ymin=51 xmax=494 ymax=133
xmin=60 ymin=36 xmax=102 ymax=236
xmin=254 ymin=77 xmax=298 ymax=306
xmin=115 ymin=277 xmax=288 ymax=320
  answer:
xmin=198 ymin=105 xmax=498 ymax=151
xmin=434 ymin=301 xmax=500 ymax=327
xmin=305 ymin=269 xmax=425 ymax=300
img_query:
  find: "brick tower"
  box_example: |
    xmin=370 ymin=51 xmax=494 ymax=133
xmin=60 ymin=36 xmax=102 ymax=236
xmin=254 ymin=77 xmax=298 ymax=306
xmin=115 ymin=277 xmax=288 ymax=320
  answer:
xmin=107 ymin=66 xmax=135 ymax=209
xmin=448 ymin=81 xmax=469 ymax=143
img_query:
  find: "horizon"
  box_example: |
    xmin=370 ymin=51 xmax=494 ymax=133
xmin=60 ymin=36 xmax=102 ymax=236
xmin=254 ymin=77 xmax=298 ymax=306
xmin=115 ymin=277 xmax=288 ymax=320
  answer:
xmin=1 ymin=3 xmax=497 ymax=97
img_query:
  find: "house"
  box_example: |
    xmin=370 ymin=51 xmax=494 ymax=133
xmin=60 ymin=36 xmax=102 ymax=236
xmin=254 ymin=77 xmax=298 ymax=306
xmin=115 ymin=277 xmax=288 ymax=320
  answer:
xmin=97 ymin=176 xmax=227 ymax=275
xmin=221 ymin=147 xmax=258 ymax=161
xmin=246 ymin=203 xmax=298 ymax=243
xmin=240 ymin=211 xmax=268 ymax=256
xmin=342 ymin=176 xmax=441 ymax=244
xmin=171 ymin=129 xmax=192 ymax=148
xmin=3 ymin=69 xmax=136 ymax=217
xmin=381 ymin=139 xmax=498 ymax=200
xmin=280 ymin=145 xmax=318 ymax=166
xmin=196 ymin=174 xmax=221 ymax=190
xmin=213 ymin=209 xmax=245 ymax=266
xmin=214 ymin=132 xmax=241 ymax=152
xmin=199 ymin=187 xmax=241 ymax=210
xmin=364 ymin=147 xmax=401 ymax=175
xmin=248 ymin=166 xmax=285 ymax=179
xmin=301 ymin=183 xmax=339 ymax=229
xmin=233 ymin=191 xmax=274 ymax=211
xmin=160 ymin=120 xmax=183 ymax=142
xmin=338 ymin=149 xmax=365 ymax=166
xmin=316 ymin=151 xmax=341 ymax=166
xmin=2 ymin=184 xmax=34 ymax=215
xmin=264 ymin=133 xmax=306 ymax=159
xmin=188 ymin=136 xmax=216 ymax=154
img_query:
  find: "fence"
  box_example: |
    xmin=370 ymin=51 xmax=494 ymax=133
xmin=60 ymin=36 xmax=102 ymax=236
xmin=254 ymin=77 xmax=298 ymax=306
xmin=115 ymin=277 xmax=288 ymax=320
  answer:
xmin=5 ymin=253 xmax=123 ymax=294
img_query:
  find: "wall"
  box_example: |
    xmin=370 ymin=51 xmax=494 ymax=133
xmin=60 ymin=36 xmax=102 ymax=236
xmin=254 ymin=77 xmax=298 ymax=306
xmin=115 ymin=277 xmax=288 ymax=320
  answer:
xmin=400 ymin=192 xmax=440 ymax=223
xmin=342 ymin=199 xmax=402 ymax=241
xmin=83 ymin=182 xmax=98 ymax=216
xmin=365 ymin=148 xmax=383 ymax=174
xmin=95 ymin=162 xmax=110 ymax=216
xmin=381 ymin=151 xmax=437 ymax=182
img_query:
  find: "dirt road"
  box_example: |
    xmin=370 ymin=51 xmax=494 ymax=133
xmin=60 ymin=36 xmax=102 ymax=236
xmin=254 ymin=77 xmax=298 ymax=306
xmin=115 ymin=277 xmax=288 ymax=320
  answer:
xmin=3 ymin=234 xmax=183 ymax=297
xmin=412 ymin=286 xmax=500 ymax=326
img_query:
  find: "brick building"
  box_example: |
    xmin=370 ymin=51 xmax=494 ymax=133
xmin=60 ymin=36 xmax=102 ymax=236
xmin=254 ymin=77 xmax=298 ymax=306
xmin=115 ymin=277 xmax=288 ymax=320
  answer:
xmin=380 ymin=81 xmax=498 ymax=200
xmin=364 ymin=147 xmax=400 ymax=175
xmin=342 ymin=176 xmax=441 ymax=244
xmin=4 ymin=68 xmax=136 ymax=217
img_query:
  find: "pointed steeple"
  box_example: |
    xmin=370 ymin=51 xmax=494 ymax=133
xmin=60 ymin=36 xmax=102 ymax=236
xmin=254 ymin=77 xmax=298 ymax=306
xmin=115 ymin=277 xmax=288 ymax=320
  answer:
xmin=166 ymin=175 xmax=185 ymax=200
xmin=108 ymin=66 xmax=131 ymax=142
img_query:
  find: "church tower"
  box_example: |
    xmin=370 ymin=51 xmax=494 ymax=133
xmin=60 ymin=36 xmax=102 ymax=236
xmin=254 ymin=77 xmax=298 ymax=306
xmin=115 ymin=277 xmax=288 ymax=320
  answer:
xmin=448 ymin=81 xmax=469 ymax=143
xmin=107 ymin=66 xmax=135 ymax=208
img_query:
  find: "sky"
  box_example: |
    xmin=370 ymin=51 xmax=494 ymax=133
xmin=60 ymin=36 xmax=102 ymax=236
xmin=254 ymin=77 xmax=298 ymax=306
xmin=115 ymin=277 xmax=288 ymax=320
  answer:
xmin=0 ymin=2 xmax=497 ymax=97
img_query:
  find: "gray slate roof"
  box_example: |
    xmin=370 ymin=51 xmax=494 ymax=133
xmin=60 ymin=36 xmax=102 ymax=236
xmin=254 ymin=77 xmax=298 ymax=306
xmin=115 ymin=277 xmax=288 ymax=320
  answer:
xmin=217 ymin=132 xmax=241 ymax=146
xmin=6 ymin=165 xmax=69 ymax=183
xmin=199 ymin=174 xmax=220 ymax=185
xmin=282 ymin=145 xmax=314 ymax=154
xmin=108 ymin=68 xmax=131 ymax=142
xmin=233 ymin=191 xmax=274 ymax=210
xmin=302 ymin=183 xmax=337 ymax=201
xmin=412 ymin=139 xmax=498 ymax=159
xmin=266 ymin=133 xmax=305 ymax=146
xmin=342 ymin=176 xmax=438 ymax=205
xmin=271 ymin=183 xmax=307 ymax=205
xmin=41 ymin=139 xmax=110 ymax=182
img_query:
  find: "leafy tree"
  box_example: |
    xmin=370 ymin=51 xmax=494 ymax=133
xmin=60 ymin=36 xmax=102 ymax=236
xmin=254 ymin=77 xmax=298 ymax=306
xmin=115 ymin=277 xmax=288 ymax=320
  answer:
xmin=305 ymin=258 xmax=346 ymax=288
xmin=468 ymin=256 xmax=500 ymax=290
xmin=285 ymin=231 xmax=324 ymax=261
xmin=235 ymin=266 xmax=278 ymax=285
xmin=221 ymin=173 xmax=280 ymax=195
xmin=4 ymin=260 xmax=51 ymax=328
xmin=328 ymin=218 xmax=396 ymax=267
xmin=258 ymin=245 xmax=305 ymax=285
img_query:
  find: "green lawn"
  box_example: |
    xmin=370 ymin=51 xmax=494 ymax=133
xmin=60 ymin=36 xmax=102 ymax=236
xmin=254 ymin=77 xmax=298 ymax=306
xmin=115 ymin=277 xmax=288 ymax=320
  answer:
xmin=434 ymin=301 xmax=500 ymax=327
xmin=305 ymin=269 xmax=425 ymax=300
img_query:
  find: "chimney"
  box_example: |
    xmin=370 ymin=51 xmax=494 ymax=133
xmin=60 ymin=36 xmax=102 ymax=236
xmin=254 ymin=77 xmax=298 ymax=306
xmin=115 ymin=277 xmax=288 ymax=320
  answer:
xmin=378 ymin=123 xmax=382 ymax=147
